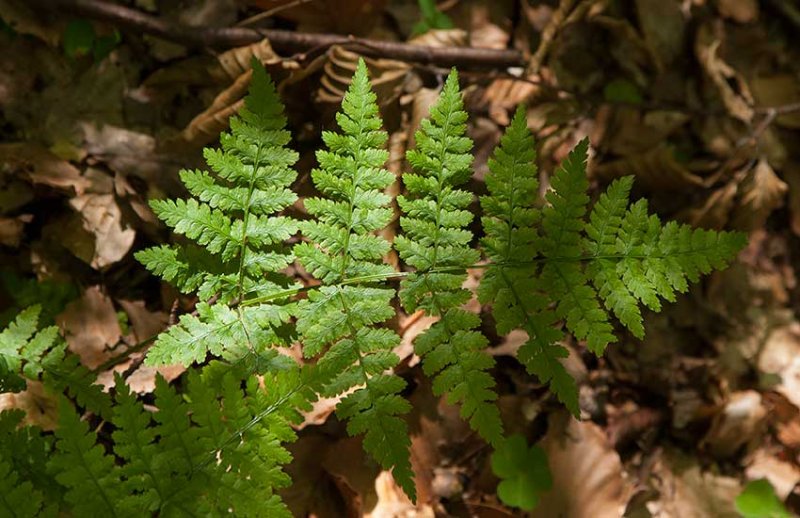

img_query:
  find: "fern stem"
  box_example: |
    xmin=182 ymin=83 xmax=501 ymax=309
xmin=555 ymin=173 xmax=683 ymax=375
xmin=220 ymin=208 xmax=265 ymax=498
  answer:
xmin=236 ymin=144 xmax=263 ymax=299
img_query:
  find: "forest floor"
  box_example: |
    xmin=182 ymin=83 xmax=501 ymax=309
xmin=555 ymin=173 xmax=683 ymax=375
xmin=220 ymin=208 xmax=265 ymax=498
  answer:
xmin=2 ymin=0 xmax=800 ymax=516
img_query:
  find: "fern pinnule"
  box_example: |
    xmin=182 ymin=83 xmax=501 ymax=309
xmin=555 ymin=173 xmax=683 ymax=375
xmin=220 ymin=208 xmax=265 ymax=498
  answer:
xmin=396 ymin=70 xmax=504 ymax=446
xmin=294 ymin=58 xmax=416 ymax=500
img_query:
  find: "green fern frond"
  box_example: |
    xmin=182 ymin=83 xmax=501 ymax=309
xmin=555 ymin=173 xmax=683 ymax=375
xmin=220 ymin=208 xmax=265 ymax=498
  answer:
xmin=294 ymin=59 xmax=415 ymax=500
xmin=479 ymin=107 xmax=578 ymax=413
xmin=136 ymin=59 xmax=300 ymax=367
xmin=396 ymin=69 xmax=503 ymax=446
xmin=0 ymin=460 xmax=47 ymax=518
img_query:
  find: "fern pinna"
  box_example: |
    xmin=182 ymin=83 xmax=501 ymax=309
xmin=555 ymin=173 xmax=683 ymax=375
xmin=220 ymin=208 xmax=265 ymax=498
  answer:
xmin=294 ymin=59 xmax=416 ymax=499
xmin=479 ymin=106 xmax=745 ymax=413
xmin=0 ymin=60 xmax=746 ymax=511
xmin=395 ymin=70 xmax=504 ymax=446
xmin=136 ymin=59 xmax=299 ymax=369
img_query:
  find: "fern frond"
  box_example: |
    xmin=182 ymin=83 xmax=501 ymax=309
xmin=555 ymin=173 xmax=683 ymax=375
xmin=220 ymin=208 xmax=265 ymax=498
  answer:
xmin=294 ymin=59 xmax=415 ymax=500
xmin=479 ymin=107 xmax=578 ymax=413
xmin=396 ymin=70 xmax=503 ymax=446
xmin=136 ymin=59 xmax=300 ymax=367
xmin=0 ymin=460 xmax=46 ymax=518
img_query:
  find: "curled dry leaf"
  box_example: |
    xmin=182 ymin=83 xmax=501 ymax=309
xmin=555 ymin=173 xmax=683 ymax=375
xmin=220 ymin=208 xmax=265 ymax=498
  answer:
xmin=178 ymin=38 xmax=299 ymax=147
xmin=684 ymin=179 xmax=738 ymax=229
xmin=56 ymin=286 xmax=121 ymax=370
xmin=317 ymin=46 xmax=408 ymax=106
xmin=0 ymin=143 xmax=89 ymax=195
xmin=68 ymin=192 xmax=136 ymax=268
xmin=365 ymin=471 xmax=435 ymax=518
xmin=532 ymin=412 xmax=633 ymax=518
xmin=695 ymin=23 xmax=755 ymax=123
xmin=729 ymin=158 xmax=787 ymax=231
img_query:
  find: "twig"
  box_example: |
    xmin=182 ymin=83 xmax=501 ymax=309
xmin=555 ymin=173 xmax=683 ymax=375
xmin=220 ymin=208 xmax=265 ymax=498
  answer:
xmin=32 ymin=0 xmax=525 ymax=69
xmin=236 ymin=0 xmax=313 ymax=28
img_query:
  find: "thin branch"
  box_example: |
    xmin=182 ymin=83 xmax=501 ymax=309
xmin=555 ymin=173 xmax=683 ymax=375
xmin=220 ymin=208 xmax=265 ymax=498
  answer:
xmin=33 ymin=0 xmax=525 ymax=69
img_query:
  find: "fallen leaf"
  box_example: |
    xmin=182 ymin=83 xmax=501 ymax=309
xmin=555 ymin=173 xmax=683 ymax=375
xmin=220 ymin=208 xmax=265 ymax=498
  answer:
xmin=751 ymin=75 xmax=800 ymax=129
xmin=0 ymin=379 xmax=58 ymax=431
xmin=0 ymin=143 xmax=89 ymax=194
xmin=533 ymin=412 xmax=633 ymax=518
xmin=745 ymin=449 xmax=800 ymax=500
xmin=69 ymin=192 xmax=136 ymax=268
xmin=757 ymin=323 xmax=800 ymax=409
xmin=57 ymin=286 xmax=121 ymax=369
xmin=702 ymin=390 xmax=767 ymax=458
xmin=696 ymin=23 xmax=755 ymax=123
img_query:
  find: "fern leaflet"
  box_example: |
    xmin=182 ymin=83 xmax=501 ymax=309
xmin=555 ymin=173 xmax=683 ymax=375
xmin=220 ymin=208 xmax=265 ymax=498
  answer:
xmin=294 ymin=59 xmax=416 ymax=500
xmin=396 ymin=69 xmax=504 ymax=446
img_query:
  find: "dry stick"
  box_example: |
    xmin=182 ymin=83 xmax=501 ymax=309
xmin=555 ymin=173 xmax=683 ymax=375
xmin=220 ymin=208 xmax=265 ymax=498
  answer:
xmin=34 ymin=0 xmax=525 ymax=69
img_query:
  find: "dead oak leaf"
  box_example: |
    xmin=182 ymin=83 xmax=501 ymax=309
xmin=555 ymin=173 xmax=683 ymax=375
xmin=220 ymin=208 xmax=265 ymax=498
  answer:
xmin=69 ymin=192 xmax=136 ymax=268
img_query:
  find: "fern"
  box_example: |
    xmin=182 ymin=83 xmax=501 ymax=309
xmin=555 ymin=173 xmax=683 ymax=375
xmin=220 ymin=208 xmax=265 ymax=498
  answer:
xmin=3 ymin=62 xmax=748 ymax=513
xmin=136 ymin=58 xmax=299 ymax=368
xmin=479 ymin=107 xmax=746 ymax=414
xmin=294 ymin=59 xmax=416 ymax=500
xmin=396 ymin=69 xmax=504 ymax=446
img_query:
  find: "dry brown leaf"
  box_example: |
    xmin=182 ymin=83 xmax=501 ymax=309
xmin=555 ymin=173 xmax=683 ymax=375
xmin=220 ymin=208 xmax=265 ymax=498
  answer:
xmin=745 ymin=449 xmax=800 ymax=500
xmin=594 ymin=144 xmax=704 ymax=191
xmin=758 ymin=322 xmax=800 ymax=409
xmin=696 ymin=23 xmax=755 ymax=123
xmin=730 ymin=158 xmax=787 ymax=231
xmin=0 ymin=380 xmax=58 ymax=431
xmin=407 ymin=28 xmax=468 ymax=48
xmin=702 ymin=390 xmax=767 ymax=458
xmin=317 ymin=46 xmax=408 ymax=106
xmin=178 ymin=38 xmax=299 ymax=147
xmin=365 ymin=471 xmax=434 ymax=518
xmin=69 ymin=192 xmax=136 ymax=268
xmin=0 ymin=143 xmax=89 ymax=194
xmin=532 ymin=412 xmax=633 ymax=518
xmin=0 ymin=0 xmax=61 ymax=46
xmin=57 ymin=286 xmax=121 ymax=370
